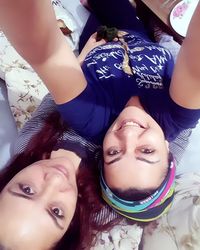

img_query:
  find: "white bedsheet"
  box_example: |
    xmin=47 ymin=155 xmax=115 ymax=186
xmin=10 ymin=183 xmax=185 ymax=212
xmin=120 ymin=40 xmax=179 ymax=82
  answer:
xmin=0 ymin=79 xmax=18 ymax=170
xmin=60 ymin=0 xmax=90 ymax=32
xmin=177 ymin=121 xmax=200 ymax=174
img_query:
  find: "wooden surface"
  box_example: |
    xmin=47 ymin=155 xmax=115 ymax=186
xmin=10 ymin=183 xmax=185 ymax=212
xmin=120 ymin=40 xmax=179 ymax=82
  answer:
xmin=136 ymin=0 xmax=183 ymax=43
xmin=140 ymin=0 xmax=181 ymax=25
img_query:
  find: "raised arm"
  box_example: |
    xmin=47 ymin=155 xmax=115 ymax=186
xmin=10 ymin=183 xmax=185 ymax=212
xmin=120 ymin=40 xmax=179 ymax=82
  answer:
xmin=0 ymin=0 xmax=86 ymax=104
xmin=170 ymin=3 xmax=200 ymax=109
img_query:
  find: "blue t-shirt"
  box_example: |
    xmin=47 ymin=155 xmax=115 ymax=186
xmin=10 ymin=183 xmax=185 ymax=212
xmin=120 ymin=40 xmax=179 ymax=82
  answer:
xmin=58 ymin=33 xmax=200 ymax=144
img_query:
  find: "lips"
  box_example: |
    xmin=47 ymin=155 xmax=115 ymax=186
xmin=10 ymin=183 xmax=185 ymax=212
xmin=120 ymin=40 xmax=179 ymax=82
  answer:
xmin=119 ymin=119 xmax=146 ymax=130
xmin=51 ymin=165 xmax=69 ymax=179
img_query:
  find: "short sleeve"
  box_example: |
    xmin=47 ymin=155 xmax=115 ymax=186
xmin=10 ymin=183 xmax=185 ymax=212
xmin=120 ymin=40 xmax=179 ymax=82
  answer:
xmin=57 ymin=83 xmax=112 ymax=144
xmin=140 ymin=91 xmax=200 ymax=142
xmin=163 ymin=49 xmax=174 ymax=88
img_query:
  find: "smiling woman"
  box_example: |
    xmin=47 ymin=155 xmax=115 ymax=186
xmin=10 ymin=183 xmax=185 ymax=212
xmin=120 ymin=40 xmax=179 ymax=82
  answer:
xmin=0 ymin=162 xmax=76 ymax=249
xmin=1 ymin=0 xmax=200 ymax=235
xmin=0 ymin=158 xmax=78 ymax=245
xmin=0 ymin=112 xmax=105 ymax=250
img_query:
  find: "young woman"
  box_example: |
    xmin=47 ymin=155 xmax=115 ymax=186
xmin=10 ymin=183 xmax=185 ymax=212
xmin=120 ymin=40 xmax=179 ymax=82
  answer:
xmin=0 ymin=112 xmax=107 ymax=250
xmin=1 ymin=0 xmax=200 ymax=223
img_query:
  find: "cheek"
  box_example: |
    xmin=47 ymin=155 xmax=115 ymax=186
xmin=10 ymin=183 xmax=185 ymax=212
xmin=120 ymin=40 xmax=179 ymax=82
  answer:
xmin=69 ymin=192 xmax=78 ymax=211
xmin=65 ymin=191 xmax=78 ymax=221
xmin=145 ymin=128 xmax=165 ymax=145
xmin=28 ymin=224 xmax=64 ymax=250
xmin=103 ymin=133 xmax=118 ymax=149
xmin=103 ymin=133 xmax=110 ymax=147
xmin=152 ymin=133 xmax=168 ymax=151
xmin=103 ymin=167 xmax=116 ymax=187
xmin=152 ymin=125 xmax=165 ymax=139
xmin=17 ymin=165 xmax=44 ymax=180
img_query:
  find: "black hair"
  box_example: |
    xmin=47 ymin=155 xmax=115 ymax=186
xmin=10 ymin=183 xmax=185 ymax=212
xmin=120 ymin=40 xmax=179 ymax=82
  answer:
xmin=104 ymin=151 xmax=171 ymax=202
xmin=111 ymin=187 xmax=158 ymax=201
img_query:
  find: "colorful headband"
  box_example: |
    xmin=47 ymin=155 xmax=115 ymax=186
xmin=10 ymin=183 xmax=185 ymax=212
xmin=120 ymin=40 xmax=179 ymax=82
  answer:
xmin=99 ymin=157 xmax=176 ymax=222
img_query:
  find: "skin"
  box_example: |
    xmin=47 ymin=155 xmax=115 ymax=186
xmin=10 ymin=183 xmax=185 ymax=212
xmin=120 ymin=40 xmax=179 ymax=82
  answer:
xmin=103 ymin=97 xmax=169 ymax=191
xmin=0 ymin=150 xmax=80 ymax=250
xmin=80 ymin=35 xmax=169 ymax=193
xmin=78 ymin=32 xmax=106 ymax=65
xmin=1 ymin=0 xmax=200 ymax=221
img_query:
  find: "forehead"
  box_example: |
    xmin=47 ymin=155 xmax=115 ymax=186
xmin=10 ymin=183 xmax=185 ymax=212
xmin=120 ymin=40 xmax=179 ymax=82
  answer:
xmin=103 ymin=155 xmax=167 ymax=190
xmin=8 ymin=163 xmax=42 ymax=178
xmin=0 ymin=194 xmax=59 ymax=248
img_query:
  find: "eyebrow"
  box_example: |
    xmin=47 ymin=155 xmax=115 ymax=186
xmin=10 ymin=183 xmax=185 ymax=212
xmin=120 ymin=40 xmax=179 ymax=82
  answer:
xmin=8 ymin=190 xmax=64 ymax=230
xmin=136 ymin=157 xmax=160 ymax=164
xmin=105 ymin=156 xmax=122 ymax=165
xmin=105 ymin=156 xmax=160 ymax=165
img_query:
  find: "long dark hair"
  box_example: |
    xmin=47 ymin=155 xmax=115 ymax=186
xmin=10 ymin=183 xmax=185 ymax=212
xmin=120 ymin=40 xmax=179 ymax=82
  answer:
xmin=0 ymin=112 xmax=101 ymax=249
xmin=0 ymin=111 xmax=125 ymax=250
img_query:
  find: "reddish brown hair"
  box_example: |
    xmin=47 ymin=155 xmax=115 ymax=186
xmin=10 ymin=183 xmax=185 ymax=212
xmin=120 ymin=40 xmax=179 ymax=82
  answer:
xmin=0 ymin=112 xmax=122 ymax=250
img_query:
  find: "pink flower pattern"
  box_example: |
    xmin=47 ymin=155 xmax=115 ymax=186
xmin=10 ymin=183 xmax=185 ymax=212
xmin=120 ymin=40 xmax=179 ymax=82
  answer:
xmin=173 ymin=0 xmax=190 ymax=19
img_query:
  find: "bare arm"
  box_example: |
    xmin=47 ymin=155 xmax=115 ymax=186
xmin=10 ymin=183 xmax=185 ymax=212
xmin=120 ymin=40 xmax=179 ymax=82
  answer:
xmin=170 ymin=3 xmax=200 ymax=109
xmin=0 ymin=0 xmax=86 ymax=104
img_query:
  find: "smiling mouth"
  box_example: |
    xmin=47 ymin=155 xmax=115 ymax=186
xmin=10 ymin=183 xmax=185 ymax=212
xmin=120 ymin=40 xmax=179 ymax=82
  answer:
xmin=119 ymin=120 xmax=146 ymax=130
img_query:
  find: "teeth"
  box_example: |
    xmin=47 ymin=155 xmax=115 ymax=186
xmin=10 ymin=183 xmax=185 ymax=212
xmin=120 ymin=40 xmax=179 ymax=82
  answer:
xmin=124 ymin=121 xmax=140 ymax=127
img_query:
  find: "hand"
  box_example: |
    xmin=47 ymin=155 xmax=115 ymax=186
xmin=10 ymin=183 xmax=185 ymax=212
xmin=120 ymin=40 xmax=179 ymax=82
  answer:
xmin=78 ymin=32 xmax=106 ymax=64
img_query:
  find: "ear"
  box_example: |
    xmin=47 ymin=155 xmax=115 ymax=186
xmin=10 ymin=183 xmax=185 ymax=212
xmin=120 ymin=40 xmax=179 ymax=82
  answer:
xmin=165 ymin=140 xmax=169 ymax=151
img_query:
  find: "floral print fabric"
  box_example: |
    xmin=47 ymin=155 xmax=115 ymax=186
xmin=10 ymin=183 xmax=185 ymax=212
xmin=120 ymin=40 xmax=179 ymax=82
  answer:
xmin=92 ymin=172 xmax=200 ymax=249
xmin=0 ymin=0 xmax=80 ymax=130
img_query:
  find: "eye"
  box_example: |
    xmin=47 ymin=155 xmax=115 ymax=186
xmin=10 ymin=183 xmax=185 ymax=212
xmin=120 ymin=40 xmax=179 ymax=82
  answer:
xmin=140 ymin=148 xmax=155 ymax=154
xmin=107 ymin=148 xmax=121 ymax=156
xmin=51 ymin=207 xmax=64 ymax=219
xmin=19 ymin=184 xmax=35 ymax=195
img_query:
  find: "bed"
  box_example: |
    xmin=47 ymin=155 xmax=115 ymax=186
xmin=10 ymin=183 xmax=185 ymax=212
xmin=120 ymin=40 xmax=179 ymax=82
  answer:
xmin=0 ymin=0 xmax=200 ymax=249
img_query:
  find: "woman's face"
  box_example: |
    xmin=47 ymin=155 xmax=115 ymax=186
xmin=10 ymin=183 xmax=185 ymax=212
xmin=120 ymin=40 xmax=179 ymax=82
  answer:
xmin=0 ymin=156 xmax=78 ymax=250
xmin=103 ymin=106 xmax=169 ymax=192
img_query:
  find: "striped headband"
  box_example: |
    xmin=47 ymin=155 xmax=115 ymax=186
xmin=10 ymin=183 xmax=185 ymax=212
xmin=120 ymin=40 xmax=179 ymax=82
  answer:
xmin=99 ymin=157 xmax=176 ymax=222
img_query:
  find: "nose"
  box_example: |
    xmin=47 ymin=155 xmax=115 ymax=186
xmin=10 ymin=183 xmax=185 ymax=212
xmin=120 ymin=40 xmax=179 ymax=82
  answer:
xmin=116 ymin=126 xmax=145 ymax=151
xmin=44 ymin=171 xmax=69 ymax=193
xmin=117 ymin=126 xmax=144 ymax=138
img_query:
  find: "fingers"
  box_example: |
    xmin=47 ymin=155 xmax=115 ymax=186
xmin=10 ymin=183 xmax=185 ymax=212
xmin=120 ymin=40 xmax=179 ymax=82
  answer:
xmin=89 ymin=32 xmax=106 ymax=45
xmin=90 ymin=32 xmax=97 ymax=40
xmin=96 ymin=38 xmax=106 ymax=46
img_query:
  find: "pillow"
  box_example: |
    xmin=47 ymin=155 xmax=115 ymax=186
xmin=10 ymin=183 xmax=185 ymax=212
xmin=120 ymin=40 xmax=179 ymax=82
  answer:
xmin=0 ymin=31 xmax=32 ymax=81
xmin=60 ymin=0 xmax=90 ymax=34
xmin=5 ymin=68 xmax=48 ymax=130
xmin=93 ymin=222 xmax=143 ymax=250
xmin=51 ymin=0 xmax=80 ymax=51
xmin=0 ymin=79 xmax=18 ymax=170
xmin=141 ymin=172 xmax=200 ymax=250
